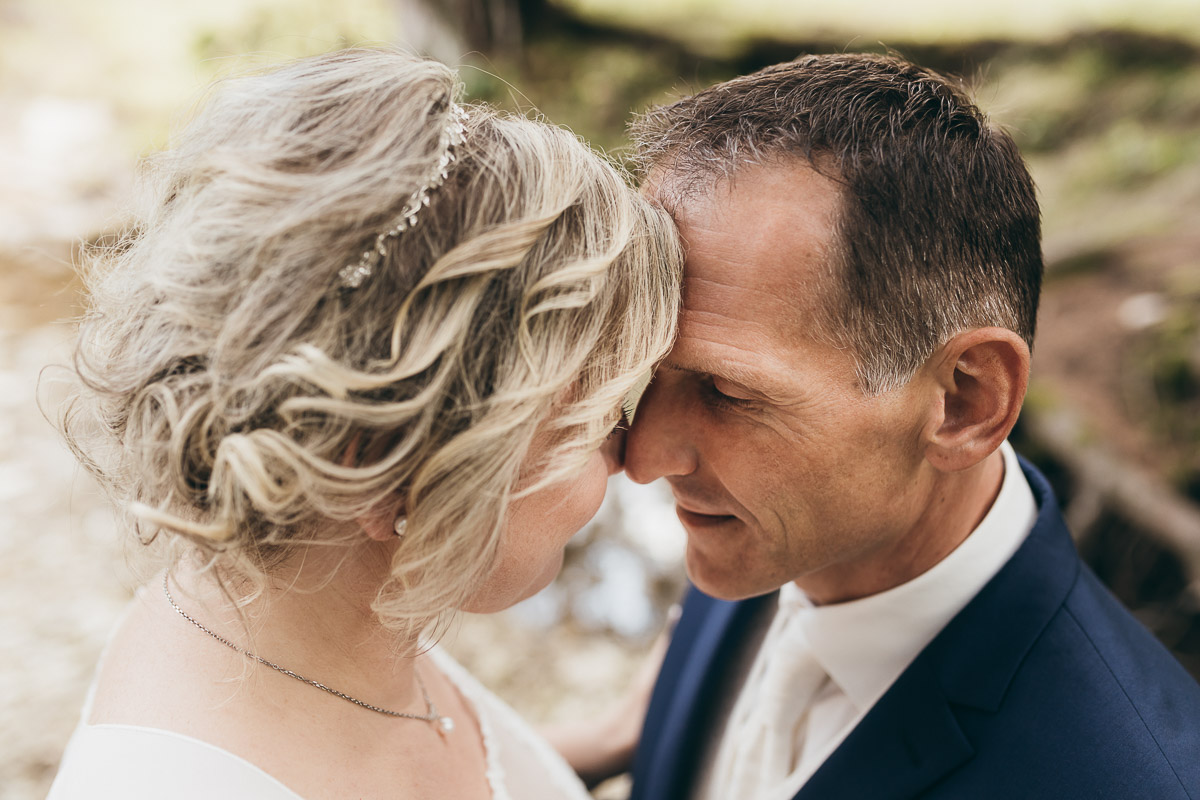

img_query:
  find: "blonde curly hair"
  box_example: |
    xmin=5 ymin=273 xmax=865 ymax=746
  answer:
xmin=61 ymin=49 xmax=682 ymax=639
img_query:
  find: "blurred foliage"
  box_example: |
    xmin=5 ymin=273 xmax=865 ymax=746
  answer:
xmin=0 ymin=0 xmax=396 ymax=150
xmin=1139 ymin=305 xmax=1200 ymax=498
xmin=190 ymin=2 xmax=396 ymax=67
xmin=461 ymin=41 xmax=730 ymax=156
xmin=562 ymin=0 xmax=1200 ymax=52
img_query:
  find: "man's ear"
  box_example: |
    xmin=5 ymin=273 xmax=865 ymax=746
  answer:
xmin=924 ymin=327 xmax=1030 ymax=473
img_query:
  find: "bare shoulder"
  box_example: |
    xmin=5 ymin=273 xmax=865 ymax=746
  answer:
xmin=86 ymin=588 xmax=252 ymax=731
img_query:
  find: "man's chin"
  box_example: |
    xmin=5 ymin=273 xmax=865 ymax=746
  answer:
xmin=683 ymin=544 xmax=780 ymax=602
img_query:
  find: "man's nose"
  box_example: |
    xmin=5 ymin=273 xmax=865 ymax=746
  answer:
xmin=623 ymin=373 xmax=697 ymax=484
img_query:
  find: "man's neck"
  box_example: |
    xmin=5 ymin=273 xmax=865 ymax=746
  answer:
xmin=796 ymin=449 xmax=1006 ymax=605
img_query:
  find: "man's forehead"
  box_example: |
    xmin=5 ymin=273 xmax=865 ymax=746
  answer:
xmin=667 ymin=166 xmax=841 ymax=343
xmin=671 ymin=270 xmax=807 ymax=387
xmin=679 ymin=273 xmax=797 ymax=346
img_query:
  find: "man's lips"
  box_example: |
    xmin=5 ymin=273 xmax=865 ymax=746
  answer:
xmin=676 ymin=504 xmax=737 ymax=528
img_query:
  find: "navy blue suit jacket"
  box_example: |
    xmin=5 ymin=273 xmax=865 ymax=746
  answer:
xmin=631 ymin=459 xmax=1200 ymax=799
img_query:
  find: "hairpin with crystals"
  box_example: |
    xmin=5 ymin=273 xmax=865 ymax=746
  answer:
xmin=337 ymin=102 xmax=469 ymax=290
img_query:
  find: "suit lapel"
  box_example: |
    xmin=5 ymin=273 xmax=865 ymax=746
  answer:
xmin=636 ymin=589 xmax=772 ymax=800
xmin=797 ymin=659 xmax=973 ymax=800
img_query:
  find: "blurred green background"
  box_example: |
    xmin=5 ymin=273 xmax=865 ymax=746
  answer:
xmin=3 ymin=1 xmax=1200 ymax=798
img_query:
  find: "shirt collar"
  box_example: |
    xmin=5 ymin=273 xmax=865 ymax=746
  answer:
xmin=786 ymin=441 xmax=1037 ymax=710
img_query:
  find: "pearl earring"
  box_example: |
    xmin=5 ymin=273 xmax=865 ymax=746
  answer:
xmin=393 ymin=518 xmax=407 ymax=538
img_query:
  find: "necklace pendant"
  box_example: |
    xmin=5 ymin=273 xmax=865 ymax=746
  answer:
xmin=438 ymin=715 xmax=455 ymax=734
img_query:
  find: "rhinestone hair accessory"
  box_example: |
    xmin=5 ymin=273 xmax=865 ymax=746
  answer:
xmin=337 ymin=102 xmax=469 ymax=290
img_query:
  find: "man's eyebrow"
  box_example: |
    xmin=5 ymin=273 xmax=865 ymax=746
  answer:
xmin=661 ymin=360 xmax=782 ymax=396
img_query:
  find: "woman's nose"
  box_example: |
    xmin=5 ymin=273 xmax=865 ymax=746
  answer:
xmin=600 ymin=426 xmax=627 ymax=475
xmin=623 ymin=375 xmax=698 ymax=484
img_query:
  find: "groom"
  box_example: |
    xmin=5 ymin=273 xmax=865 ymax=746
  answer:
xmin=623 ymin=54 xmax=1200 ymax=799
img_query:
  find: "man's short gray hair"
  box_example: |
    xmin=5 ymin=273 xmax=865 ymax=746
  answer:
xmin=631 ymin=52 xmax=1042 ymax=394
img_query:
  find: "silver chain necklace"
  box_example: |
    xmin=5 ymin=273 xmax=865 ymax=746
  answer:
xmin=162 ymin=573 xmax=454 ymax=734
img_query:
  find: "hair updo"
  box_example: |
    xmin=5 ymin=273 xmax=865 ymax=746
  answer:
xmin=61 ymin=48 xmax=682 ymax=638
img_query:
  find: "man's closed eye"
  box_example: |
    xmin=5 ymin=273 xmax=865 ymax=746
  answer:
xmin=704 ymin=375 xmax=760 ymax=410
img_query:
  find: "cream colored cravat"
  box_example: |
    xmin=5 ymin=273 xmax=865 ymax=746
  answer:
xmin=709 ymin=585 xmax=828 ymax=799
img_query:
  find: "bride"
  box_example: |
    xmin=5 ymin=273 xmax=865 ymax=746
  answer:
xmin=49 ymin=48 xmax=681 ymax=799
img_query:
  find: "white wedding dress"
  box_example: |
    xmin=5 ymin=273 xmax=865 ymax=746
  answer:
xmin=48 ymin=646 xmax=592 ymax=800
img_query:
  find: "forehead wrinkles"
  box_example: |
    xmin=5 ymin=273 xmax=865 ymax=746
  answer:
xmin=673 ymin=276 xmax=798 ymax=396
xmin=671 ymin=166 xmax=843 ymax=355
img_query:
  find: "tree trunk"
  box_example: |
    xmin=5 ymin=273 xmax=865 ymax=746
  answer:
xmin=393 ymin=0 xmax=556 ymax=62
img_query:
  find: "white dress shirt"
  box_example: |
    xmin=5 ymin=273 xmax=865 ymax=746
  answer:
xmin=699 ymin=441 xmax=1038 ymax=800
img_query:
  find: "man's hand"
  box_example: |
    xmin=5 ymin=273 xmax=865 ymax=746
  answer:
xmin=542 ymin=605 xmax=680 ymax=787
